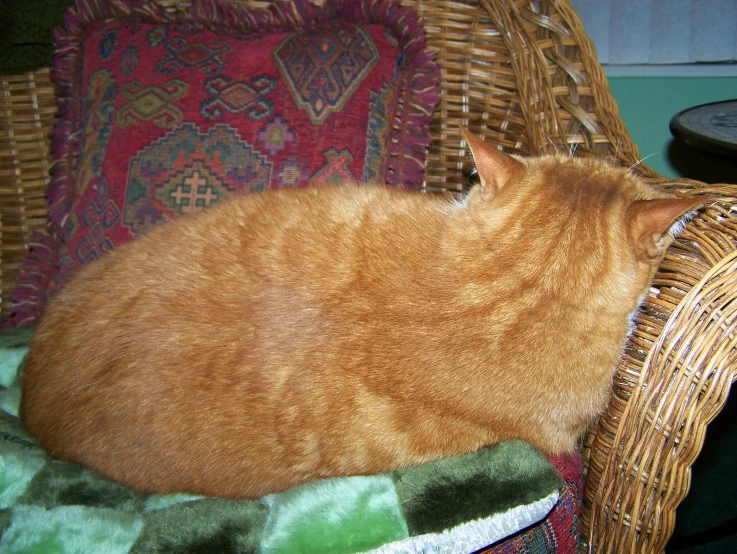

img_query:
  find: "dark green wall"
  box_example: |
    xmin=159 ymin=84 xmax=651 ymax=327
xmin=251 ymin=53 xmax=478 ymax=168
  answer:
xmin=608 ymin=76 xmax=737 ymax=184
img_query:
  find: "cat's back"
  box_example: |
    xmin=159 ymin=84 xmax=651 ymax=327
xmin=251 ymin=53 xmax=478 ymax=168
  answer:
xmin=32 ymin=184 xmax=443 ymax=313
xmin=21 ymin=183 xmax=465 ymax=496
xmin=20 ymin=184 xmax=449 ymax=454
xmin=25 ymin=184 xmax=443 ymax=350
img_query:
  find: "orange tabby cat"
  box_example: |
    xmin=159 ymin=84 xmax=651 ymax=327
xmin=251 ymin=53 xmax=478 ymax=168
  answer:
xmin=21 ymin=130 xmax=710 ymax=498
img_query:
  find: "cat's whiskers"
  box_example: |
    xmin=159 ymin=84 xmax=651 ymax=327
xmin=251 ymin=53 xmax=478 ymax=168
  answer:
xmin=614 ymin=137 xmax=621 ymax=163
xmin=444 ymin=194 xmax=469 ymax=213
xmin=543 ymin=132 xmax=561 ymax=156
xmin=567 ymin=122 xmax=583 ymax=158
xmin=628 ymin=152 xmax=659 ymax=171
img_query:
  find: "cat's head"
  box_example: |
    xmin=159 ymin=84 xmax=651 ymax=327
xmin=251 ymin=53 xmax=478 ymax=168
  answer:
xmin=461 ymin=128 xmax=713 ymax=312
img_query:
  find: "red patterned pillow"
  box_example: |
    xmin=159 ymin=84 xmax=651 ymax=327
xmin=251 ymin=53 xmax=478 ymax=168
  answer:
xmin=482 ymin=454 xmax=583 ymax=554
xmin=7 ymin=0 xmax=439 ymax=326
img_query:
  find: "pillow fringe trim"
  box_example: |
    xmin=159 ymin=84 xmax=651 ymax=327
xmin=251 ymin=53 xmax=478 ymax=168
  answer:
xmin=4 ymin=231 xmax=56 ymax=328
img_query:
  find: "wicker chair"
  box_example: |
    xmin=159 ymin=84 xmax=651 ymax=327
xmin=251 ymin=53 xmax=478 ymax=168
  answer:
xmin=1 ymin=0 xmax=736 ymax=552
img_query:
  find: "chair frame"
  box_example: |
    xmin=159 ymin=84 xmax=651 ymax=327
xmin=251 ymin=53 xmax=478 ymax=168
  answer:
xmin=2 ymin=1 xmax=736 ymax=552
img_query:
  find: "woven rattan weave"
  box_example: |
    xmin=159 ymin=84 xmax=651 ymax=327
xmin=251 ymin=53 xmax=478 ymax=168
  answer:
xmin=1 ymin=1 xmax=736 ymax=552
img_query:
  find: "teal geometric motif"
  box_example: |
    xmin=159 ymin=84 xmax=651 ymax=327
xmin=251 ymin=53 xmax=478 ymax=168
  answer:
xmin=362 ymin=83 xmax=394 ymax=183
xmin=257 ymin=115 xmax=296 ymax=156
xmin=124 ymin=123 xmax=272 ymax=235
xmin=78 ymin=69 xmax=116 ymax=196
xmin=160 ymin=163 xmax=229 ymax=214
xmin=74 ymin=199 xmax=120 ymax=264
xmin=277 ymin=155 xmax=308 ymax=187
xmin=201 ymin=75 xmax=276 ymax=120
xmin=159 ymin=35 xmax=230 ymax=74
xmin=148 ymin=26 xmax=167 ymax=48
xmin=99 ymin=30 xmax=117 ymax=60
xmin=117 ymin=79 xmax=188 ymax=128
xmin=309 ymin=148 xmax=356 ymax=187
xmin=273 ymin=26 xmax=379 ymax=125
xmin=120 ymin=45 xmax=139 ymax=76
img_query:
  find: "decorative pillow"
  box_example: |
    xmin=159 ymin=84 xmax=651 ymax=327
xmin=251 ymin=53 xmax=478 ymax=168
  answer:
xmin=6 ymin=0 xmax=440 ymax=326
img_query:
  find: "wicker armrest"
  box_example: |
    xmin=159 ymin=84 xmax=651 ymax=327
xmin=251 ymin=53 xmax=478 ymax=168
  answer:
xmin=406 ymin=0 xmax=737 ymax=551
xmin=583 ymin=182 xmax=737 ymax=553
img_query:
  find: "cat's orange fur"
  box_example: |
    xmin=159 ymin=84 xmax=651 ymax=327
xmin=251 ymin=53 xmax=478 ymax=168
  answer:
xmin=21 ymin=130 xmax=710 ymax=498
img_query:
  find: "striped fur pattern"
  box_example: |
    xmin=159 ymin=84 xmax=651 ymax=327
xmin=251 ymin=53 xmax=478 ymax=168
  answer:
xmin=21 ymin=130 xmax=711 ymax=498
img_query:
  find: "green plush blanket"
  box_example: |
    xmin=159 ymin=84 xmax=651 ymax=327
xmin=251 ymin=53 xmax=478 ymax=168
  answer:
xmin=0 ymin=327 xmax=562 ymax=554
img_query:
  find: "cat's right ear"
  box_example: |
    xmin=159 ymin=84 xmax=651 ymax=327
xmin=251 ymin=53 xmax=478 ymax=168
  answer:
xmin=628 ymin=196 xmax=714 ymax=261
xmin=462 ymin=127 xmax=525 ymax=202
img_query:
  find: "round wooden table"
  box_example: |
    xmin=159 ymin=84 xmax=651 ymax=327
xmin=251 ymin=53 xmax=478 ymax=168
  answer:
xmin=670 ymin=99 xmax=737 ymax=162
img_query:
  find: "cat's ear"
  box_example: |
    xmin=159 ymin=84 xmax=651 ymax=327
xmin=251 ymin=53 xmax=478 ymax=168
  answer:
xmin=462 ymin=127 xmax=525 ymax=201
xmin=629 ymin=196 xmax=713 ymax=260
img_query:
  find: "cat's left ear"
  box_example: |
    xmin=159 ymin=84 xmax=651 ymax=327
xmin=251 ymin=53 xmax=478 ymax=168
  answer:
xmin=462 ymin=127 xmax=525 ymax=202
xmin=629 ymin=196 xmax=714 ymax=260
